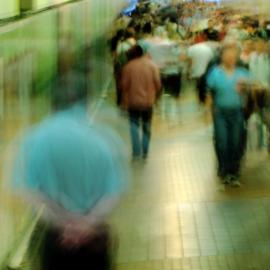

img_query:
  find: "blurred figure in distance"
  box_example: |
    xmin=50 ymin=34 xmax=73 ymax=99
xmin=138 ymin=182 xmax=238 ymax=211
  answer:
xmin=121 ymin=43 xmax=161 ymax=160
xmin=207 ymin=42 xmax=251 ymax=187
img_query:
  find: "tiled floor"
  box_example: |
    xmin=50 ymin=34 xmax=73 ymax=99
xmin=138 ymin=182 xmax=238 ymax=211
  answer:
xmin=2 ymin=86 xmax=270 ymax=269
xmin=108 ymin=89 xmax=270 ymax=269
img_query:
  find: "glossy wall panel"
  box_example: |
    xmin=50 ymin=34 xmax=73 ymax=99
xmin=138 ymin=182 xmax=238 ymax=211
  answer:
xmin=21 ymin=0 xmax=73 ymax=11
xmin=0 ymin=1 xmax=107 ymax=266
xmin=0 ymin=0 xmax=20 ymax=19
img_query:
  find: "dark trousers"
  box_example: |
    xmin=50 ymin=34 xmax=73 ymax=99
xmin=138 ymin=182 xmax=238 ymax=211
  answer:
xmin=213 ymin=107 xmax=245 ymax=177
xmin=162 ymin=73 xmax=181 ymax=98
xmin=196 ymin=76 xmax=207 ymax=104
xmin=41 ymin=225 xmax=114 ymax=270
xmin=129 ymin=108 xmax=153 ymax=157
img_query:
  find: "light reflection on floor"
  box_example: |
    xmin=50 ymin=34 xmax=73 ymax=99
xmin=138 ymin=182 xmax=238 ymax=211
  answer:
xmin=110 ymin=89 xmax=270 ymax=269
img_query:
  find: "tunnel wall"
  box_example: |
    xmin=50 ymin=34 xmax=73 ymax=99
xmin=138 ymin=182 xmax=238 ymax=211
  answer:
xmin=0 ymin=0 xmax=114 ymax=267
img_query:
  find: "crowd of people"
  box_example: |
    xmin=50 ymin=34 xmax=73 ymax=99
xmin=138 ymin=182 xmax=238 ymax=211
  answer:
xmin=110 ymin=1 xmax=270 ymax=187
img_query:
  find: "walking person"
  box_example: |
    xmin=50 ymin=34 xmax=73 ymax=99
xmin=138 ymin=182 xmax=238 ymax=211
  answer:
xmin=160 ymin=41 xmax=183 ymax=98
xmin=121 ymin=44 xmax=161 ymax=160
xmin=187 ymin=34 xmax=214 ymax=104
xmin=12 ymin=48 xmax=129 ymax=270
xmin=113 ymin=29 xmax=136 ymax=106
xmin=207 ymin=42 xmax=251 ymax=186
xmin=249 ymin=37 xmax=270 ymax=150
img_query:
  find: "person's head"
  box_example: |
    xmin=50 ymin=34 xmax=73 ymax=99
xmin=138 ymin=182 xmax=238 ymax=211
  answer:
xmin=254 ymin=37 xmax=267 ymax=53
xmin=142 ymin=22 xmax=152 ymax=35
xmin=124 ymin=28 xmax=135 ymax=40
xmin=134 ymin=23 xmax=141 ymax=35
xmin=128 ymin=19 xmax=136 ymax=29
xmin=52 ymin=71 xmax=88 ymax=111
xmin=205 ymin=29 xmax=219 ymax=41
xmin=53 ymin=47 xmax=89 ymax=111
xmin=241 ymin=39 xmax=254 ymax=53
xmin=58 ymin=33 xmax=76 ymax=74
xmin=221 ymin=41 xmax=240 ymax=68
xmin=262 ymin=19 xmax=270 ymax=31
xmin=126 ymin=45 xmax=144 ymax=61
xmin=246 ymin=20 xmax=259 ymax=34
xmin=116 ymin=29 xmax=125 ymax=40
xmin=58 ymin=47 xmax=75 ymax=75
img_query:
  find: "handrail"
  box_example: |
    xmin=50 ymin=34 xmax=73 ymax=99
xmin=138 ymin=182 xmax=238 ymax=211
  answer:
xmin=8 ymin=205 xmax=45 ymax=270
xmin=0 ymin=0 xmax=81 ymax=25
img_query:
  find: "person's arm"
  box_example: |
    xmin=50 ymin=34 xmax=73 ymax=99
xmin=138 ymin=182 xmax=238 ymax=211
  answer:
xmin=205 ymin=92 xmax=213 ymax=106
xmin=203 ymin=70 xmax=214 ymax=124
xmin=58 ymin=194 xmax=121 ymax=249
xmin=206 ymin=66 xmax=216 ymax=92
xmin=120 ymin=66 xmax=130 ymax=110
xmin=81 ymin=194 xmax=121 ymax=227
xmin=13 ymin=155 xmax=120 ymax=229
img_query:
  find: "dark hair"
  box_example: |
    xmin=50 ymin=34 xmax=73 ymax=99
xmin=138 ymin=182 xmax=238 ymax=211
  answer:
xmin=128 ymin=19 xmax=136 ymax=28
xmin=220 ymin=42 xmax=241 ymax=59
xmin=246 ymin=20 xmax=259 ymax=29
xmin=126 ymin=45 xmax=144 ymax=61
xmin=205 ymin=30 xmax=219 ymax=41
xmin=115 ymin=29 xmax=125 ymax=40
xmin=134 ymin=23 xmax=141 ymax=33
xmin=52 ymin=71 xmax=87 ymax=110
xmin=52 ymin=47 xmax=89 ymax=110
xmin=142 ymin=22 xmax=152 ymax=34
xmin=110 ymin=29 xmax=125 ymax=52
xmin=255 ymin=32 xmax=268 ymax=41
xmin=124 ymin=28 xmax=135 ymax=39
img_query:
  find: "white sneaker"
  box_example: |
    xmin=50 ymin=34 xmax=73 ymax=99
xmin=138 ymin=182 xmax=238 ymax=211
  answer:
xmin=230 ymin=180 xmax=242 ymax=188
xmin=221 ymin=176 xmax=230 ymax=185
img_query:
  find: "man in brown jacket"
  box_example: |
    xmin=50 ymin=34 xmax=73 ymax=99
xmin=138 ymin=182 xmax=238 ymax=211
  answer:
xmin=121 ymin=44 xmax=161 ymax=160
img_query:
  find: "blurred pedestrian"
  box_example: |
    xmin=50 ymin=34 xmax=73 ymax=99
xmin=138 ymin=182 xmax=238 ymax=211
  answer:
xmin=207 ymin=42 xmax=250 ymax=186
xmin=121 ymin=44 xmax=161 ymax=160
xmin=160 ymin=42 xmax=183 ymax=98
xmin=114 ymin=29 xmax=136 ymax=106
xmin=240 ymin=38 xmax=254 ymax=68
xmin=187 ymin=34 xmax=214 ymax=104
xmin=12 ymin=48 xmax=129 ymax=270
xmin=249 ymin=37 xmax=270 ymax=150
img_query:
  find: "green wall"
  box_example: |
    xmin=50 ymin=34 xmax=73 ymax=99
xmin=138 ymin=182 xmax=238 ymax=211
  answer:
xmin=0 ymin=1 xmax=102 ymax=266
xmin=0 ymin=0 xmax=119 ymax=265
xmin=0 ymin=0 xmax=19 ymax=19
xmin=0 ymin=10 xmax=58 ymax=94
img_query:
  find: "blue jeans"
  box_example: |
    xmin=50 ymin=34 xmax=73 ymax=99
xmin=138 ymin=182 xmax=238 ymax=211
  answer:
xmin=129 ymin=109 xmax=153 ymax=158
xmin=213 ymin=107 xmax=245 ymax=177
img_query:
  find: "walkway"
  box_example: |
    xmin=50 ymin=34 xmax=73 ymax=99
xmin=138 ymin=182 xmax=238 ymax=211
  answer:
xmin=107 ymin=88 xmax=270 ymax=270
xmin=2 ymin=85 xmax=270 ymax=269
